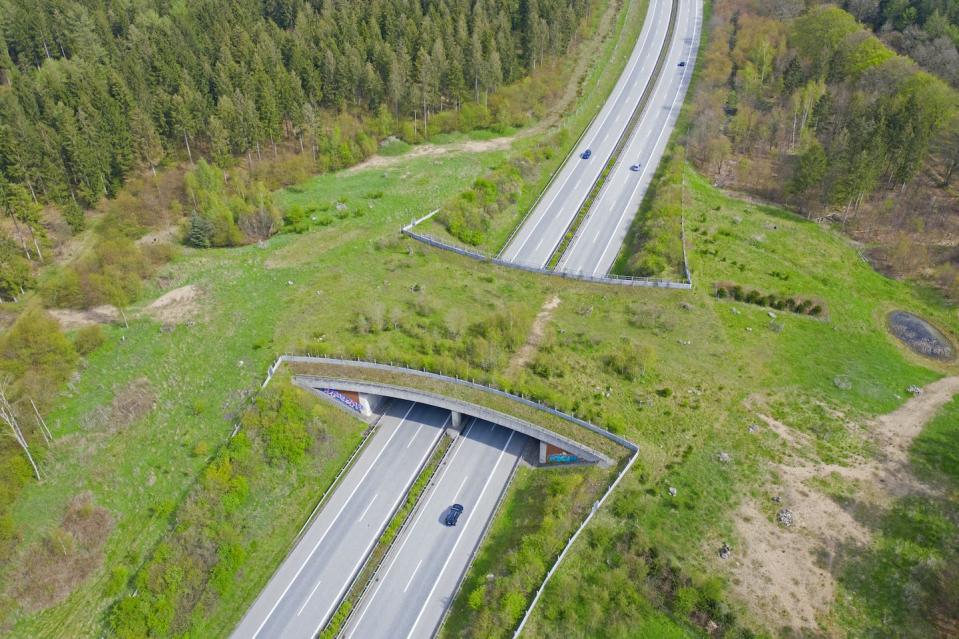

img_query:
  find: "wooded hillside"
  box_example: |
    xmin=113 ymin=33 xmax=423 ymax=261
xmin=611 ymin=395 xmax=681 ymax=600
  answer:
xmin=0 ymin=0 xmax=587 ymax=211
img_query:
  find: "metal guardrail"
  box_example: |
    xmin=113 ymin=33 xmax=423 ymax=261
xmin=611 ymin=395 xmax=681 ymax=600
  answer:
xmin=511 ymin=448 xmax=639 ymax=637
xmin=402 ymin=226 xmax=692 ymax=289
xmin=280 ymin=356 xmax=638 ymax=454
xmin=549 ymin=0 xmax=681 ymax=271
xmin=496 ymin=0 xmax=641 ymax=259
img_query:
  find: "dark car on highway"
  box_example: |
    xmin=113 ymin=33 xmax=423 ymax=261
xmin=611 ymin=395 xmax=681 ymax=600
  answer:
xmin=678 ymin=61 xmax=686 ymax=67
xmin=630 ymin=163 xmax=641 ymax=172
xmin=580 ymin=149 xmax=592 ymax=160
xmin=444 ymin=504 xmax=464 ymax=526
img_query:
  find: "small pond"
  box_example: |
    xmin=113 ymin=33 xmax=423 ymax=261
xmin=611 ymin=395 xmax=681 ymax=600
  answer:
xmin=887 ymin=311 xmax=955 ymax=361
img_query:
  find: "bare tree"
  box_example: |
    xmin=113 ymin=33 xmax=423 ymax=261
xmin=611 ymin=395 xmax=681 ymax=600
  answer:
xmin=0 ymin=380 xmax=41 ymax=480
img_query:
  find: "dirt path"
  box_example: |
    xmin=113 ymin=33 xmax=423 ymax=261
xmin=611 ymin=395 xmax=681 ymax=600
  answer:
xmin=345 ymin=137 xmax=516 ymax=174
xmin=729 ymin=376 xmax=959 ymax=635
xmin=507 ymin=295 xmax=561 ymax=376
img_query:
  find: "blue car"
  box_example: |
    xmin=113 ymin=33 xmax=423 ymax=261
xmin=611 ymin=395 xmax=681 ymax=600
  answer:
xmin=630 ymin=163 xmax=641 ymax=172
xmin=444 ymin=504 xmax=464 ymax=526
xmin=580 ymin=149 xmax=592 ymax=160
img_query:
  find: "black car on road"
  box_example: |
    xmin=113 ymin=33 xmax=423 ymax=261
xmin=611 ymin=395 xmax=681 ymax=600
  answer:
xmin=444 ymin=504 xmax=464 ymax=526
xmin=580 ymin=149 xmax=592 ymax=160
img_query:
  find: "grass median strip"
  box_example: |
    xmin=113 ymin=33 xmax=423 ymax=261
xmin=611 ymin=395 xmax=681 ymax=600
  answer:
xmin=319 ymin=433 xmax=454 ymax=639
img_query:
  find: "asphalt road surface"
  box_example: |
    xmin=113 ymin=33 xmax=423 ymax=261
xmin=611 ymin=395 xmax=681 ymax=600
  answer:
xmin=342 ymin=419 xmax=527 ymax=639
xmin=230 ymin=400 xmax=449 ymax=639
xmin=558 ymin=0 xmax=703 ymax=277
xmin=498 ymin=0 xmax=672 ymax=268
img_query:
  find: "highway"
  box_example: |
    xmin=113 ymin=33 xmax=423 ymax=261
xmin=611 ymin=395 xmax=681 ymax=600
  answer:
xmin=342 ymin=419 xmax=527 ymax=639
xmin=229 ymin=400 xmax=449 ymax=639
xmin=498 ymin=0 xmax=672 ymax=268
xmin=558 ymin=0 xmax=703 ymax=276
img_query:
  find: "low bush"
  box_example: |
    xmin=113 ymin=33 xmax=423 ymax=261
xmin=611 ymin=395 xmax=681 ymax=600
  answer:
xmin=714 ymin=282 xmax=826 ymax=317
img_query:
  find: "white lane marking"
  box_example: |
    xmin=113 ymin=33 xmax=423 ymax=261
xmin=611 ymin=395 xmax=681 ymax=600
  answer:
xmin=296 ymin=580 xmax=323 ymax=616
xmin=407 ymin=421 xmax=425 ymax=448
xmin=250 ymin=402 xmax=417 ymax=639
xmin=357 ymin=494 xmax=378 ymax=523
xmin=405 ymin=430 xmax=518 ymax=639
xmin=403 ymin=560 xmax=423 ymax=593
xmin=343 ymin=419 xmax=480 ymax=638
xmin=453 ymin=475 xmax=469 ymax=500
xmin=311 ymin=413 xmax=450 ymax=637
xmin=591 ymin=0 xmax=701 ymax=277
xmin=503 ymin=0 xmax=669 ymax=264
xmin=561 ymin=1 xmax=700 ymax=275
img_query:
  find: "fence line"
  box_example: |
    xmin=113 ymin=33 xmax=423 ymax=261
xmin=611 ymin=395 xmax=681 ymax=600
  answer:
xmin=496 ymin=0 xmax=640 ymax=259
xmin=512 ymin=447 xmax=639 ymax=637
xmin=259 ymin=355 xmax=641 ymax=638
xmin=279 ymin=355 xmax=638 ymax=453
xmin=402 ymin=226 xmax=692 ymax=290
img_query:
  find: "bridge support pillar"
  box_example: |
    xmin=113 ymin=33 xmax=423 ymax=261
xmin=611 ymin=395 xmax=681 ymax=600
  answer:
xmin=448 ymin=411 xmax=465 ymax=438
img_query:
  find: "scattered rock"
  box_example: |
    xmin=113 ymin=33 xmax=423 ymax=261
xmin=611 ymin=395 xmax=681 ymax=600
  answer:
xmin=833 ymin=375 xmax=852 ymax=390
xmin=335 ymin=201 xmax=348 ymax=211
xmin=287 ymin=280 xmax=294 ymax=285
xmin=768 ymin=321 xmax=784 ymax=333
xmin=771 ymin=495 xmax=782 ymax=503
xmin=747 ymin=423 xmax=759 ymax=434
xmin=668 ymin=486 xmax=678 ymax=497
xmin=746 ymin=327 xmax=753 ymax=332
xmin=767 ymin=311 xmax=777 ymax=319
xmin=680 ymin=302 xmax=693 ymax=311
xmin=777 ymin=508 xmax=794 ymax=527
xmin=486 ymin=573 xmax=495 ymax=581
xmin=907 ymin=385 xmax=923 ymax=396
xmin=718 ymin=451 xmax=732 ymax=463
xmin=719 ymin=542 xmax=732 ymax=559
xmin=731 ymin=307 xmax=740 ymax=315
xmin=238 ymin=360 xmax=245 ymax=367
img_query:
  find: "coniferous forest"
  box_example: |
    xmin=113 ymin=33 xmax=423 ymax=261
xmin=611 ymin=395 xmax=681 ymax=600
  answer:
xmin=0 ymin=0 xmax=587 ymax=214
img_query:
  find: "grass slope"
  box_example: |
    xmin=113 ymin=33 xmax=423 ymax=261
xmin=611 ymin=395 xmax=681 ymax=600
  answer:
xmin=1 ymin=141 xmax=956 ymax=637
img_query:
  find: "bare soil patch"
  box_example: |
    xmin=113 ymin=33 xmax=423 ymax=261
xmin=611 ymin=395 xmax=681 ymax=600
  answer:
xmin=82 ymin=377 xmax=157 ymax=433
xmin=729 ymin=376 xmax=959 ymax=634
xmin=345 ymin=136 xmax=516 ymax=174
xmin=507 ymin=294 xmax=561 ymax=375
xmin=48 ymin=305 xmax=121 ymax=330
xmin=7 ymin=492 xmax=114 ymax=612
xmin=143 ymin=284 xmax=202 ymax=325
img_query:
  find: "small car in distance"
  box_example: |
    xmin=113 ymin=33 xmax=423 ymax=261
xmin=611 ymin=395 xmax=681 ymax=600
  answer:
xmin=630 ymin=163 xmax=641 ymax=172
xmin=444 ymin=504 xmax=464 ymax=526
xmin=580 ymin=149 xmax=592 ymax=160
xmin=678 ymin=60 xmax=686 ymax=67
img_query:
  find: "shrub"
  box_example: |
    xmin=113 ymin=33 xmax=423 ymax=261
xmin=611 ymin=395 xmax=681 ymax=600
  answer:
xmin=74 ymin=325 xmax=106 ymax=355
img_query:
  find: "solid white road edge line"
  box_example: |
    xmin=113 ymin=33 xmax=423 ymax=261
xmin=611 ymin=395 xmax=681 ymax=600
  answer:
xmin=405 ymin=429 xmax=517 ymax=639
xmin=310 ymin=412 xmax=451 ymax=637
xmin=249 ymin=401 xmax=417 ymax=639
xmin=342 ymin=418 xmax=479 ymax=639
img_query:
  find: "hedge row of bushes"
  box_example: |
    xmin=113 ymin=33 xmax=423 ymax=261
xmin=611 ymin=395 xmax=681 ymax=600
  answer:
xmin=715 ymin=282 xmax=824 ymax=316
